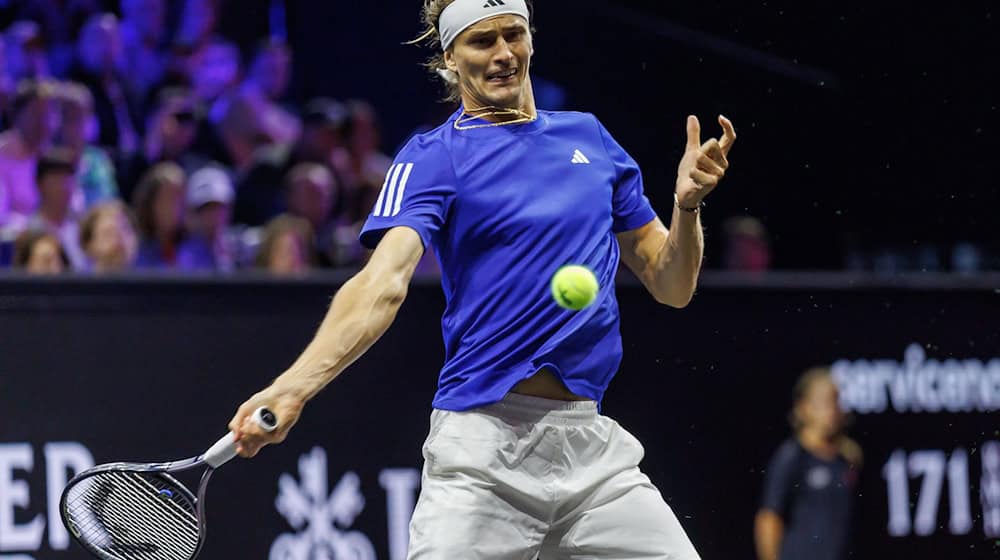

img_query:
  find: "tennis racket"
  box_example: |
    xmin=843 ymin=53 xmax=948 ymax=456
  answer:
xmin=59 ymin=407 xmax=278 ymax=560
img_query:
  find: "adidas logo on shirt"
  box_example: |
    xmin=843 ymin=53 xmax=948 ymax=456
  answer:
xmin=483 ymin=0 xmax=506 ymax=7
xmin=571 ymin=149 xmax=591 ymax=164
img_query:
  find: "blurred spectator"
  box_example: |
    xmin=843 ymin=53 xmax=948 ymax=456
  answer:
xmin=26 ymin=147 xmax=86 ymax=269
xmin=241 ymin=39 xmax=300 ymax=145
xmin=132 ymin=162 xmax=187 ymax=268
xmin=234 ymin=98 xmax=346 ymax=227
xmin=175 ymin=0 xmax=219 ymax=52
xmin=283 ymin=162 xmax=349 ymax=265
xmin=16 ymin=0 xmax=100 ymax=76
xmin=119 ymin=0 xmax=168 ymax=105
xmin=79 ymin=200 xmax=138 ymax=273
xmin=755 ymin=368 xmax=862 ymax=560
xmin=244 ymin=38 xmax=292 ymax=103
xmin=339 ymin=100 xmax=392 ymax=228
xmin=192 ymin=90 xmax=275 ymax=174
xmin=12 ymin=229 xmax=68 ymax=275
xmin=4 ymin=21 xmax=51 ymax=81
xmin=119 ymin=87 xmax=203 ymax=200
xmin=178 ymin=165 xmax=235 ymax=271
xmin=0 ymin=79 xmax=57 ymax=227
xmin=255 ymin=214 xmax=314 ymax=276
xmin=70 ymin=13 xmax=141 ymax=158
xmin=723 ymin=215 xmax=772 ymax=272
xmin=190 ymin=37 xmax=240 ymax=112
xmin=56 ymin=81 xmax=119 ymax=209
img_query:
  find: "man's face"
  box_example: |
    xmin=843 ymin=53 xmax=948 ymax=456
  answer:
xmin=446 ymin=15 xmax=533 ymax=110
xmin=39 ymin=170 xmax=77 ymax=212
xmin=18 ymin=97 xmax=56 ymax=151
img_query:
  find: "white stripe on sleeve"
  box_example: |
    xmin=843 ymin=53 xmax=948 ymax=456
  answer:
xmin=372 ymin=164 xmax=397 ymax=217
xmin=392 ymin=163 xmax=414 ymax=216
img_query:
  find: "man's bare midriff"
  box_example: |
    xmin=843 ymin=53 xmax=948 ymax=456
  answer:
xmin=510 ymin=368 xmax=591 ymax=401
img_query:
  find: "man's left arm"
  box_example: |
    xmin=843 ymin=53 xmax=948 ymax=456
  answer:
xmin=617 ymin=115 xmax=736 ymax=308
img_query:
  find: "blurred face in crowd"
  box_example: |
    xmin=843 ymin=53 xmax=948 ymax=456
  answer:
xmin=191 ymin=202 xmax=230 ymax=240
xmin=122 ymin=0 xmax=166 ymax=43
xmin=177 ymin=0 xmax=218 ymax=46
xmin=191 ymin=41 xmax=239 ymax=101
xmin=155 ymin=96 xmax=199 ymax=158
xmin=87 ymin=207 xmax=138 ymax=271
xmin=59 ymin=97 xmax=96 ymax=151
xmin=348 ymin=103 xmax=380 ymax=156
xmin=17 ymin=96 xmax=57 ymax=153
xmin=268 ymin=231 xmax=308 ymax=276
xmin=79 ymin=14 xmax=124 ymax=74
xmin=796 ymin=375 xmax=845 ymax=439
xmin=152 ymin=177 xmax=186 ymax=237
xmin=38 ymin=170 xmax=78 ymax=217
xmin=287 ymin=165 xmax=335 ymax=230
xmin=6 ymin=30 xmax=50 ymax=80
xmin=445 ymin=14 xmax=533 ymax=112
xmin=26 ymin=235 xmax=65 ymax=275
xmin=251 ymin=44 xmax=292 ymax=101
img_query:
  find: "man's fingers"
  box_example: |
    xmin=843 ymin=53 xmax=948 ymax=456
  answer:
xmin=696 ymin=155 xmax=726 ymax=177
xmin=686 ymin=115 xmax=701 ymax=151
xmin=700 ymin=138 xmax=728 ymax=169
xmin=719 ymin=114 xmax=737 ymax=155
xmin=689 ymin=168 xmax=718 ymax=188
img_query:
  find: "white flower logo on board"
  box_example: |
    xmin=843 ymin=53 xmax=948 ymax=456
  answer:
xmin=269 ymin=447 xmax=376 ymax=560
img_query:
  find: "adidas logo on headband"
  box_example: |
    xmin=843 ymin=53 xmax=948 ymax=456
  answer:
xmin=483 ymin=0 xmax=506 ymax=6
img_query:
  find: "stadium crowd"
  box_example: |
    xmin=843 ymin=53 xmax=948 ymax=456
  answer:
xmin=0 ymin=0 xmax=394 ymax=276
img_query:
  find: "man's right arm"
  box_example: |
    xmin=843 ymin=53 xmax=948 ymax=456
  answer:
xmin=229 ymin=226 xmax=425 ymax=457
xmin=754 ymin=509 xmax=784 ymax=560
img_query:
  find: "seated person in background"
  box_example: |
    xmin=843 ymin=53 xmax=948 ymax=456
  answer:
xmin=70 ymin=13 xmax=141 ymax=159
xmin=178 ymin=165 xmax=235 ymax=271
xmin=0 ymin=79 xmax=57 ymax=228
xmin=755 ymin=368 xmax=863 ymax=560
xmin=255 ymin=214 xmax=314 ymax=277
xmin=56 ymin=81 xmax=119 ymax=210
xmin=27 ymin=148 xmax=87 ymax=269
xmin=78 ymin=200 xmax=138 ymax=273
xmin=234 ymin=98 xmax=348 ymax=227
xmin=119 ymin=87 xmax=202 ymax=200
xmin=12 ymin=229 xmax=68 ymax=275
xmin=283 ymin=162 xmax=345 ymax=266
xmin=132 ymin=162 xmax=187 ymax=269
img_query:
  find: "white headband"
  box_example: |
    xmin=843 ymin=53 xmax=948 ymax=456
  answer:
xmin=438 ymin=0 xmax=530 ymax=51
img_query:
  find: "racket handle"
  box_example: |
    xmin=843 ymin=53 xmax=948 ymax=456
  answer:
xmin=203 ymin=407 xmax=279 ymax=468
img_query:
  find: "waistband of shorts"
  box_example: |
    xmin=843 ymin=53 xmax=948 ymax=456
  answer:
xmin=479 ymin=392 xmax=598 ymax=425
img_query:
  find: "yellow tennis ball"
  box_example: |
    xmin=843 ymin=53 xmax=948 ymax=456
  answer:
xmin=551 ymin=265 xmax=599 ymax=311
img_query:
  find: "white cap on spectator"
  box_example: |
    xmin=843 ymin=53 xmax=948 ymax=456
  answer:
xmin=187 ymin=166 xmax=234 ymax=208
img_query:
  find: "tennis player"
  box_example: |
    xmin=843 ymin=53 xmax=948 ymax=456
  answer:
xmin=230 ymin=1 xmax=735 ymax=557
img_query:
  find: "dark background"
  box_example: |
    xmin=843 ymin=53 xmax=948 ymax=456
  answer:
xmin=1 ymin=274 xmax=999 ymax=559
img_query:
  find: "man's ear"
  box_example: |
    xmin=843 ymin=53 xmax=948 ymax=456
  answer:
xmin=444 ymin=49 xmax=458 ymax=72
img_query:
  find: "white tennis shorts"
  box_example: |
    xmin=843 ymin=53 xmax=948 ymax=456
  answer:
xmin=407 ymin=393 xmax=701 ymax=559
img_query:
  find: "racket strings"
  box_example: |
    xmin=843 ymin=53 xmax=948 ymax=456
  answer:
xmin=65 ymin=471 xmax=201 ymax=560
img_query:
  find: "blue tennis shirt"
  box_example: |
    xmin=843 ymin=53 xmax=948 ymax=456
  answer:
xmin=360 ymin=108 xmax=656 ymax=411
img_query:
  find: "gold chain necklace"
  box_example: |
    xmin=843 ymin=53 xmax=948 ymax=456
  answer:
xmin=454 ymin=106 xmax=537 ymax=131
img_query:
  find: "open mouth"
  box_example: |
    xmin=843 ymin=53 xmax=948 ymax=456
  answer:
xmin=487 ymin=68 xmax=518 ymax=83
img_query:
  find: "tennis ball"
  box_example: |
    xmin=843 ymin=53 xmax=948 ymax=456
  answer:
xmin=551 ymin=265 xmax=599 ymax=311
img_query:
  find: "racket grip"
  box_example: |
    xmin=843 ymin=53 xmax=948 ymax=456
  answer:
xmin=203 ymin=407 xmax=279 ymax=468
